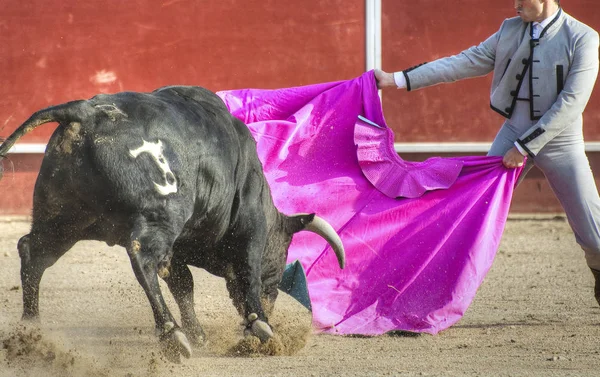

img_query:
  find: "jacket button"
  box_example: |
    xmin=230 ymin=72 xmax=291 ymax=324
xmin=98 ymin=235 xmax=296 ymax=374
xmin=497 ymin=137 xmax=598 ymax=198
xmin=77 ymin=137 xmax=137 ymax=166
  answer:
xmin=505 ymin=107 xmax=511 ymax=113
xmin=510 ymin=90 xmax=517 ymax=96
xmin=522 ymin=58 xmax=529 ymax=64
xmin=516 ymin=74 xmax=522 ymax=80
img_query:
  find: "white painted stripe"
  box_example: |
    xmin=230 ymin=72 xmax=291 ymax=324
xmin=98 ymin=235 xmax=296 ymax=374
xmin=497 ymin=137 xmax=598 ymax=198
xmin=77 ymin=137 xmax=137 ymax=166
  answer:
xmin=6 ymin=143 xmax=47 ymax=154
xmin=395 ymin=142 xmax=492 ymax=153
xmin=8 ymin=142 xmax=600 ymax=155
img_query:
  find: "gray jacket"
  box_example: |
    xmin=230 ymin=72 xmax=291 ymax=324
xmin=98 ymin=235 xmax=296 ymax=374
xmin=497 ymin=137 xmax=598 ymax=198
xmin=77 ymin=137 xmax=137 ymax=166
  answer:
xmin=404 ymin=9 xmax=599 ymax=157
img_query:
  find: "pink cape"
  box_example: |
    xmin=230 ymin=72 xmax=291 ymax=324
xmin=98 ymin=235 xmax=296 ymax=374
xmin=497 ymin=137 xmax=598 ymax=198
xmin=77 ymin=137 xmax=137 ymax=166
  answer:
xmin=217 ymin=71 xmax=521 ymax=335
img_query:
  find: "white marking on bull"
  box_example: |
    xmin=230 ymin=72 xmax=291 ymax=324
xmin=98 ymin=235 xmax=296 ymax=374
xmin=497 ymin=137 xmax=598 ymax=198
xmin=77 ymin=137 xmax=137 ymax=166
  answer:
xmin=129 ymin=139 xmax=178 ymax=195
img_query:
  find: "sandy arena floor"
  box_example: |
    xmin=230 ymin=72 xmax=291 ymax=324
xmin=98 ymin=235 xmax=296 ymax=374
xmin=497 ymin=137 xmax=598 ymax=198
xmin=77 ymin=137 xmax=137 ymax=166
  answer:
xmin=1 ymin=215 xmax=599 ymax=377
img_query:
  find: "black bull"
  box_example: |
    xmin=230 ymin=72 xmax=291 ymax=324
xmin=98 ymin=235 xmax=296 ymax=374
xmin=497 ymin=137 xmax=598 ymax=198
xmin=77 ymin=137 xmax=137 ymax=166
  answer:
xmin=0 ymin=86 xmax=345 ymax=361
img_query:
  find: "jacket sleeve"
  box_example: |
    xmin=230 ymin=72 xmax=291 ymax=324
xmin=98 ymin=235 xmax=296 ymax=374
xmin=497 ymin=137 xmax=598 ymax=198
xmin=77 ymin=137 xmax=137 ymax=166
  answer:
xmin=517 ymin=30 xmax=599 ymax=156
xmin=404 ymin=23 xmax=503 ymax=91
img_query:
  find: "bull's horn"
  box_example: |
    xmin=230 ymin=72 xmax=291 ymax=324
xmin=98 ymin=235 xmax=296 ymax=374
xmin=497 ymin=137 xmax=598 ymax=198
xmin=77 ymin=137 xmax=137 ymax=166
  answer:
xmin=299 ymin=215 xmax=345 ymax=269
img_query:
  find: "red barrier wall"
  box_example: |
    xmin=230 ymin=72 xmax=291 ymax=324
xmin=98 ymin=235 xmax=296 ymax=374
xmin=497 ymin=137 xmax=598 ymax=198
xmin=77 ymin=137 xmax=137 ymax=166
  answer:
xmin=1 ymin=0 xmax=364 ymax=143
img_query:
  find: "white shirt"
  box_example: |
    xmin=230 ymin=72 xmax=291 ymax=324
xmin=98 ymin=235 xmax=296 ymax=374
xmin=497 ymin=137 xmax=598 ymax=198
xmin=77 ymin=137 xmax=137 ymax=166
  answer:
xmin=533 ymin=7 xmax=559 ymax=38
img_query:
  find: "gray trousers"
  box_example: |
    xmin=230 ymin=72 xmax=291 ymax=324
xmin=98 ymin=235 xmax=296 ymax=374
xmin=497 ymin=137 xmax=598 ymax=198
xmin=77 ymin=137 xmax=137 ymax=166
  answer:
xmin=488 ymin=119 xmax=600 ymax=270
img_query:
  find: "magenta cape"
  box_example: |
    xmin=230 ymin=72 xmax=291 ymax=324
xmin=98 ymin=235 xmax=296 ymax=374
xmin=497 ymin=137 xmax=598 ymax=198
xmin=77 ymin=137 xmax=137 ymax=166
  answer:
xmin=217 ymin=71 xmax=522 ymax=335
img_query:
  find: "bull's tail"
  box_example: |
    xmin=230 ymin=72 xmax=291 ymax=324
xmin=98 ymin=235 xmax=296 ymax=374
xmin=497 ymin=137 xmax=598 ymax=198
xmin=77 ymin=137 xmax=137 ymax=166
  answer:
xmin=0 ymin=100 xmax=94 ymax=178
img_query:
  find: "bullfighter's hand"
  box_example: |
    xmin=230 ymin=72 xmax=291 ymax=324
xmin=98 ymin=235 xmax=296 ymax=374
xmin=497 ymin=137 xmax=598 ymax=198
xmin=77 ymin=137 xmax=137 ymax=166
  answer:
xmin=502 ymin=146 xmax=525 ymax=168
xmin=374 ymin=69 xmax=396 ymax=89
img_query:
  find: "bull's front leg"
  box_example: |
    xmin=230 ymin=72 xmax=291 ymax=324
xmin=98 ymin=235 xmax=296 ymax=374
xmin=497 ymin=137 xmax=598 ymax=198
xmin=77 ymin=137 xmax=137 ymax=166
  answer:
xmin=225 ymin=250 xmax=274 ymax=343
xmin=127 ymin=227 xmax=191 ymax=363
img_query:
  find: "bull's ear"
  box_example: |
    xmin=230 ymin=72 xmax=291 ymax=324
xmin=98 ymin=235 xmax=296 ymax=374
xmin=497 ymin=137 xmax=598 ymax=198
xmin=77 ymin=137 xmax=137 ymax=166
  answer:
xmin=285 ymin=213 xmax=315 ymax=234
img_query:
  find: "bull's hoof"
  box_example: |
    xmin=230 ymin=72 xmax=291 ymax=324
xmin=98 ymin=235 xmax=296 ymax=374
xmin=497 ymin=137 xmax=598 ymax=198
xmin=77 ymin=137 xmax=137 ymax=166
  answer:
xmin=185 ymin=325 xmax=207 ymax=347
xmin=243 ymin=314 xmax=273 ymax=343
xmin=251 ymin=320 xmax=274 ymax=343
xmin=160 ymin=322 xmax=192 ymax=363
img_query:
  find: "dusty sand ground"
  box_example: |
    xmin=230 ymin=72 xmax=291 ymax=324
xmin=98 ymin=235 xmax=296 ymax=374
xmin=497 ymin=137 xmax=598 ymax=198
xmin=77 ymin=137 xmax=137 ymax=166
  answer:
xmin=0 ymin=215 xmax=599 ymax=377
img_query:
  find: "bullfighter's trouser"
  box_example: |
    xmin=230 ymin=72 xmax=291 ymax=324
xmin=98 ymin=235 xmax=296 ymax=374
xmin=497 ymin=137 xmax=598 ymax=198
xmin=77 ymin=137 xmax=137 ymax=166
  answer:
xmin=488 ymin=118 xmax=600 ymax=271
